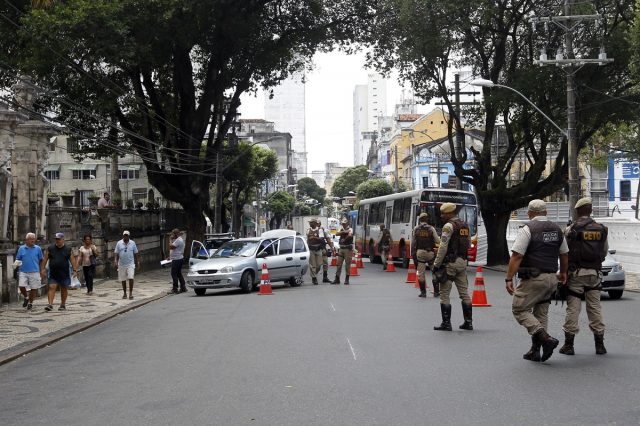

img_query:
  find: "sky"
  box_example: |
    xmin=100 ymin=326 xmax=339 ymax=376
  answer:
xmin=239 ymin=50 xmax=432 ymax=173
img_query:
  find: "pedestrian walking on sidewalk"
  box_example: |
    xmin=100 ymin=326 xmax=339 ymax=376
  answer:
xmin=432 ymin=203 xmax=473 ymax=331
xmin=505 ymin=199 xmax=569 ymax=363
xmin=332 ymin=218 xmax=354 ymax=285
xmin=559 ymin=197 xmax=608 ymax=356
xmin=168 ymin=228 xmax=187 ymax=293
xmin=411 ymin=213 xmax=439 ymax=298
xmin=41 ymin=232 xmax=78 ymax=312
xmin=16 ymin=232 xmax=44 ymax=310
xmin=78 ymin=234 xmax=99 ymax=295
xmin=114 ymin=230 xmax=140 ymax=300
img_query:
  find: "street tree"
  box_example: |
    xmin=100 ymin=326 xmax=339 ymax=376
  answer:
xmin=331 ymin=165 xmax=369 ymax=198
xmin=356 ymin=179 xmax=393 ymax=201
xmin=0 ymin=0 xmax=373 ymax=244
xmin=296 ymin=177 xmax=326 ymax=205
xmin=367 ymin=0 xmax=640 ymax=264
xmin=267 ymin=191 xmax=295 ymax=230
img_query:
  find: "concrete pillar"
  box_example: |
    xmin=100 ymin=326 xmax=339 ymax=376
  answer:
xmin=11 ymin=78 xmax=59 ymax=242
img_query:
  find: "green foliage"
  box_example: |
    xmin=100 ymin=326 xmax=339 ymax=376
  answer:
xmin=267 ymin=191 xmax=295 ymax=219
xmin=331 ymin=165 xmax=369 ymax=197
xmin=356 ymin=179 xmax=393 ymax=201
xmin=296 ymin=177 xmax=326 ymax=205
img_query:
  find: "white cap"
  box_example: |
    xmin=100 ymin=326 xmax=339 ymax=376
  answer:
xmin=528 ymin=199 xmax=547 ymax=212
xmin=122 ymin=230 xmax=130 ymax=236
xmin=575 ymin=197 xmax=593 ymax=209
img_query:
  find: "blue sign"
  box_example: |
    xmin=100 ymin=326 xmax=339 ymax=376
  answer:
xmin=622 ymin=162 xmax=639 ymax=178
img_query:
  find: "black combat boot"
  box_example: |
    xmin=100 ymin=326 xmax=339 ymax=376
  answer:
xmin=533 ymin=329 xmax=559 ymax=362
xmin=418 ymin=280 xmax=426 ymax=298
xmin=523 ymin=335 xmax=541 ymax=362
xmin=344 ymin=275 xmax=350 ymax=285
xmin=434 ymin=304 xmax=452 ymax=331
xmin=459 ymin=302 xmax=473 ymax=330
xmin=559 ymin=332 xmax=575 ymax=355
xmin=312 ymin=277 xmax=318 ymax=285
xmin=331 ymin=276 xmax=340 ymax=285
xmin=322 ymin=271 xmax=331 ymax=283
xmin=594 ymin=332 xmax=607 ymax=355
xmin=432 ymin=280 xmax=440 ymax=297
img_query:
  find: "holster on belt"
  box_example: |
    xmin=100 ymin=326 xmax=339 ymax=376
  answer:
xmin=517 ymin=267 xmax=541 ymax=280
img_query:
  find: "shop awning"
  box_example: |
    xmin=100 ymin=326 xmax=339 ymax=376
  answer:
xmin=44 ymin=164 xmax=60 ymax=172
xmin=121 ymin=164 xmax=141 ymax=171
xmin=68 ymin=164 xmax=97 ymax=171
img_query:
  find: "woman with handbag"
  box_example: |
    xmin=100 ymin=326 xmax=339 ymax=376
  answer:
xmin=78 ymin=234 xmax=99 ymax=295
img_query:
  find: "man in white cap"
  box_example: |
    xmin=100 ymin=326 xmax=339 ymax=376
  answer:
xmin=411 ymin=212 xmax=440 ymax=297
xmin=559 ymin=197 xmax=609 ymax=356
xmin=432 ymin=203 xmax=473 ymax=331
xmin=332 ymin=218 xmax=354 ymax=285
xmin=505 ymin=199 xmax=569 ymax=362
xmin=114 ymin=230 xmax=140 ymax=299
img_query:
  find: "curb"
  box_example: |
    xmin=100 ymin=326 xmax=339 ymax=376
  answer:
xmin=0 ymin=292 xmax=168 ymax=367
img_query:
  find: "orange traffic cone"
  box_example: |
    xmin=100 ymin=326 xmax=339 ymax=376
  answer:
xmin=349 ymin=254 xmax=359 ymax=276
xmin=414 ymin=273 xmax=420 ymax=289
xmin=471 ymin=266 xmax=491 ymax=307
xmin=330 ymin=254 xmax=337 ymax=267
xmin=356 ymin=250 xmax=364 ymax=268
xmin=406 ymin=258 xmax=417 ymax=283
xmin=258 ymin=262 xmax=273 ymax=295
xmin=385 ymin=253 xmax=396 ymax=272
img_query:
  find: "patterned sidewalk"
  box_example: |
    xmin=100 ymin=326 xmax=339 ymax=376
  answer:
xmin=0 ymin=268 xmax=177 ymax=364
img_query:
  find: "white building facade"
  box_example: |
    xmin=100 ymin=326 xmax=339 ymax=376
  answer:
xmin=352 ymin=73 xmax=387 ymax=166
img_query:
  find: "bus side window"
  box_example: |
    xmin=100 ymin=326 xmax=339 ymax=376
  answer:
xmin=402 ymin=197 xmax=412 ymax=223
xmin=392 ymin=199 xmax=403 ymax=223
xmin=357 ymin=205 xmax=364 ymax=225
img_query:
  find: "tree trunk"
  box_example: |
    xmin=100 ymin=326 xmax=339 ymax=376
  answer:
xmin=482 ymin=208 xmax=512 ymax=266
xmin=183 ymin=203 xmax=207 ymax=256
xmin=111 ymin=152 xmax=121 ymax=200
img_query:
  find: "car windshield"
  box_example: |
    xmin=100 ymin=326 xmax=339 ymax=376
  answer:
xmin=213 ymin=240 xmax=259 ymax=258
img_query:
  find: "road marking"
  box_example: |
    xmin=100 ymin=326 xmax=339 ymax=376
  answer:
xmin=346 ymin=337 xmax=357 ymax=360
xmin=330 ymin=303 xmax=336 ymax=312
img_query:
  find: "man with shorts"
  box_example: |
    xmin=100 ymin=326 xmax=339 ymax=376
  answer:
xmin=114 ymin=230 xmax=140 ymax=299
xmin=16 ymin=232 xmax=44 ymax=310
xmin=41 ymin=232 xmax=78 ymax=312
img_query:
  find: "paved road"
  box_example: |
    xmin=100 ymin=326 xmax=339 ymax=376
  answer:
xmin=1 ymin=267 xmax=639 ymax=425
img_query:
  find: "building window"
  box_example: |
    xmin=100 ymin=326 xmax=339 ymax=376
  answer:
xmin=67 ymin=138 xmax=80 ymax=153
xmin=44 ymin=170 xmax=59 ymax=180
xmin=132 ymin=188 xmax=147 ymax=201
xmin=119 ymin=169 xmax=140 ymax=180
xmin=620 ymin=180 xmax=631 ymax=201
xmin=72 ymin=170 xmax=96 ymax=180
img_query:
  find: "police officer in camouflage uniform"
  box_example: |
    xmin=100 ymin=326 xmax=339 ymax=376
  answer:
xmin=307 ymin=219 xmax=327 ymax=285
xmin=505 ymin=199 xmax=569 ymax=363
xmin=432 ymin=203 xmax=472 ymax=331
xmin=559 ymin=197 xmax=608 ymax=356
xmin=378 ymin=224 xmax=392 ymax=271
xmin=411 ymin=212 xmax=440 ymax=298
xmin=332 ymin=218 xmax=354 ymax=285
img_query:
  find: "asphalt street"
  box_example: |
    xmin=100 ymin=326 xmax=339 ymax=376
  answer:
xmin=1 ymin=266 xmax=639 ymax=426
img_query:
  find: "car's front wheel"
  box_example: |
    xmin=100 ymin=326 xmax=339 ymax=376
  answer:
xmin=194 ymin=288 xmax=206 ymax=296
xmin=240 ymin=270 xmax=254 ymax=294
xmin=608 ymin=290 xmax=623 ymax=300
xmin=289 ymin=272 xmax=303 ymax=287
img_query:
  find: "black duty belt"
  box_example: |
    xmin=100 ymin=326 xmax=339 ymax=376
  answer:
xmin=339 ymin=245 xmax=353 ymax=249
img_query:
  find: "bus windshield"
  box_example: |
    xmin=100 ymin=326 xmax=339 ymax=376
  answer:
xmin=422 ymin=204 xmax=477 ymax=236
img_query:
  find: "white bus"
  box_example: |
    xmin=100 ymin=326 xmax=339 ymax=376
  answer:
xmin=355 ymin=189 xmax=479 ymax=267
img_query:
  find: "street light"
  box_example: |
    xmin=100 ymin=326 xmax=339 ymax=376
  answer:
xmin=470 ymin=78 xmax=580 ymax=213
xmin=470 ymin=79 xmax=568 ymax=138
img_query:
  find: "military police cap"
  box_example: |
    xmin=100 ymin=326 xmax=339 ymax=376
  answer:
xmin=309 ymin=218 xmax=318 ymax=223
xmin=574 ymin=197 xmax=593 ymax=209
xmin=341 ymin=218 xmax=349 ymax=224
xmin=528 ymin=199 xmax=547 ymax=212
xmin=418 ymin=212 xmax=429 ymax=221
xmin=440 ymin=203 xmax=457 ymax=214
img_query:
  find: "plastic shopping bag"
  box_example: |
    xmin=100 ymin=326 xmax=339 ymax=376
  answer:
xmin=70 ymin=276 xmax=81 ymax=289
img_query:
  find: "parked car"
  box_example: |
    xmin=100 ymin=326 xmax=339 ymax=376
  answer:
xmin=188 ymin=232 xmax=235 ymax=267
xmin=186 ymin=229 xmax=310 ymax=296
xmin=601 ymin=250 xmax=625 ymax=300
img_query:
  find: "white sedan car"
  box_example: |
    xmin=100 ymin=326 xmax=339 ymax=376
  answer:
xmin=601 ymin=250 xmax=625 ymax=299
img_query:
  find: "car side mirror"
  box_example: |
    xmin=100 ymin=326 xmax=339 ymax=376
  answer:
xmin=257 ymin=251 xmax=267 ymax=258
xmin=608 ymin=249 xmax=616 ymax=255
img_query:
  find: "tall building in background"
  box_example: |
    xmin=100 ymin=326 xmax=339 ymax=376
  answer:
xmin=353 ymin=73 xmax=387 ymax=166
xmin=265 ymin=74 xmax=307 ymax=178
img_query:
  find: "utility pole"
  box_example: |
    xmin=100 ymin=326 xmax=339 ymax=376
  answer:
xmin=393 ymin=145 xmax=399 ymax=192
xmin=215 ymin=152 xmax=221 ymax=232
xmin=532 ymin=0 xmax=613 ymax=218
xmin=436 ymin=73 xmax=479 ymax=190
